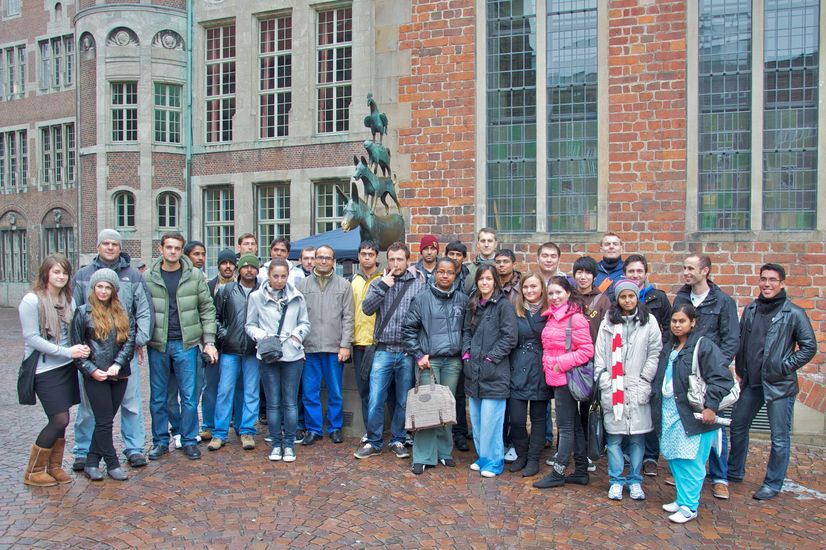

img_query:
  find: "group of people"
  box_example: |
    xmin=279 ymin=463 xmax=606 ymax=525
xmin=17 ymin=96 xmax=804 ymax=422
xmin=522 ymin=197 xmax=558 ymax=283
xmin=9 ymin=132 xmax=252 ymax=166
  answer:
xmin=18 ymin=227 xmax=816 ymax=524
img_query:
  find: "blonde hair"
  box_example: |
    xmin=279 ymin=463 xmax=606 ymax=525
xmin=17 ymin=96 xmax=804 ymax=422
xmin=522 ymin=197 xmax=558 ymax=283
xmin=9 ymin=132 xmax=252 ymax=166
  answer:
xmin=515 ymin=271 xmax=548 ymax=318
xmin=89 ymin=286 xmax=129 ymax=344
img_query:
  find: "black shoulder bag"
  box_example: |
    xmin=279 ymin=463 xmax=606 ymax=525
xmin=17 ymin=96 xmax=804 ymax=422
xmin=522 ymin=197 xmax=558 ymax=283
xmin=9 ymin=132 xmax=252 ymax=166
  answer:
xmin=258 ymin=301 xmax=290 ymax=364
xmin=359 ymin=280 xmax=413 ymax=383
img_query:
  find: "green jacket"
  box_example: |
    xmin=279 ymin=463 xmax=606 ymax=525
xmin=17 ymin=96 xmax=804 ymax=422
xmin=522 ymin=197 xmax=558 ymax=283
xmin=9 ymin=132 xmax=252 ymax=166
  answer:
xmin=145 ymin=255 xmax=217 ymax=352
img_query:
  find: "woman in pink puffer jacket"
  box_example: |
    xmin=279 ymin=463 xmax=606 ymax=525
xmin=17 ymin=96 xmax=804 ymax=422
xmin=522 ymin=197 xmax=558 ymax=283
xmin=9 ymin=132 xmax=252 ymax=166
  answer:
xmin=534 ymin=276 xmax=594 ymax=489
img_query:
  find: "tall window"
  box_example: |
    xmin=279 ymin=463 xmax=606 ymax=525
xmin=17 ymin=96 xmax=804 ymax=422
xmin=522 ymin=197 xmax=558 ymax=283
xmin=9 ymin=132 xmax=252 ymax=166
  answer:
xmin=1 ymin=45 xmax=26 ymax=100
xmin=763 ymin=0 xmax=819 ymax=230
xmin=317 ymin=7 xmax=352 ymax=133
xmin=487 ymin=1 xmax=537 ymax=232
xmin=698 ymin=0 xmax=752 ymax=231
xmin=157 ymin=192 xmax=179 ymax=229
xmin=154 ymin=83 xmax=182 ymax=143
xmin=205 ymin=25 xmax=236 ymax=143
xmin=0 ymin=129 xmax=27 ymax=192
xmin=0 ymin=227 xmax=26 ymax=282
xmin=314 ymin=180 xmax=346 ymax=234
xmin=40 ymin=123 xmax=75 ymax=188
xmin=256 ymin=183 xmax=290 ymax=247
xmin=259 ymin=16 xmax=292 ymax=139
xmin=114 ymin=191 xmax=136 ymax=229
xmin=4 ymin=0 xmax=20 ymax=17
xmin=203 ymin=187 xmax=235 ymax=278
xmin=39 ymin=35 xmax=74 ymax=91
xmin=111 ymin=82 xmax=138 ymax=142
xmin=547 ymin=0 xmax=598 ymax=233
xmin=42 ymin=226 xmax=75 ymax=267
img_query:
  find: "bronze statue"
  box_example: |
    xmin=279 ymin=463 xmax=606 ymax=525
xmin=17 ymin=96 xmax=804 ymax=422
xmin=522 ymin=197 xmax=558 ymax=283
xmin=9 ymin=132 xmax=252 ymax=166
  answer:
xmin=363 ymin=140 xmax=391 ymax=177
xmin=364 ymin=92 xmax=388 ymax=143
xmin=352 ymin=156 xmax=401 ymax=214
xmin=337 ymin=182 xmax=404 ymax=249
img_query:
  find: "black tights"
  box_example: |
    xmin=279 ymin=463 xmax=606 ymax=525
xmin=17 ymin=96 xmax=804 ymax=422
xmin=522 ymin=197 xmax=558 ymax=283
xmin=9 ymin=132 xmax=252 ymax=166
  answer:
xmin=35 ymin=410 xmax=69 ymax=448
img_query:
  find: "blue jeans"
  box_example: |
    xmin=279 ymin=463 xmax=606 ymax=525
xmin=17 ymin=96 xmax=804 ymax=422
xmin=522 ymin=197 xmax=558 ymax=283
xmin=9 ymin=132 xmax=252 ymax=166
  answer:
xmin=148 ymin=341 xmax=199 ymax=447
xmin=366 ymin=350 xmax=413 ymax=449
xmin=261 ymin=359 xmax=304 ymax=448
xmin=728 ymin=385 xmax=794 ymax=492
xmin=213 ymin=353 xmax=260 ymax=440
xmin=302 ymin=352 xmax=344 ymax=435
xmin=196 ymin=354 xmax=219 ymax=431
xmin=607 ymin=433 xmax=645 ymax=485
xmin=72 ymin=354 xmax=145 ymax=458
xmin=468 ymin=397 xmax=506 ymax=475
xmin=166 ymin=368 xmax=181 ymax=435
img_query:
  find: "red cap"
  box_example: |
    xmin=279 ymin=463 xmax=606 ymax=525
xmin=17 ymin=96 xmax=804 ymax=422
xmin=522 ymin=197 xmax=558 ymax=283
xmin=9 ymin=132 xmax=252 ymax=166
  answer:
xmin=420 ymin=235 xmax=439 ymax=250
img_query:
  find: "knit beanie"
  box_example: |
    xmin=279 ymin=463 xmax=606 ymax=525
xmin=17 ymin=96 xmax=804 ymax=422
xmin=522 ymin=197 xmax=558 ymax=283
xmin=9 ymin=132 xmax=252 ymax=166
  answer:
xmin=89 ymin=268 xmax=120 ymax=293
xmin=420 ymin=235 xmax=439 ymax=250
xmin=97 ymin=229 xmax=122 ymax=247
xmin=217 ymin=248 xmax=237 ymax=266
xmin=614 ymin=278 xmax=640 ymax=299
xmin=238 ymin=253 xmax=260 ymax=270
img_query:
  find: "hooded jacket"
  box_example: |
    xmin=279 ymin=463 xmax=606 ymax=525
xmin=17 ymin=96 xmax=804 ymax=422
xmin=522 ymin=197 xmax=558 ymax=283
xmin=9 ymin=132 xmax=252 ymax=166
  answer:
xmin=245 ymin=281 xmax=311 ymax=363
xmin=402 ymin=282 xmax=468 ymax=360
xmin=461 ymin=290 xmax=518 ymax=399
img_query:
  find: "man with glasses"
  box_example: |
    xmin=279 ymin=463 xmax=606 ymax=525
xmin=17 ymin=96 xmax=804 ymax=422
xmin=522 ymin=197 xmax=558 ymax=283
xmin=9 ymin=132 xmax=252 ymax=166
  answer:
xmin=728 ymin=264 xmax=815 ymax=500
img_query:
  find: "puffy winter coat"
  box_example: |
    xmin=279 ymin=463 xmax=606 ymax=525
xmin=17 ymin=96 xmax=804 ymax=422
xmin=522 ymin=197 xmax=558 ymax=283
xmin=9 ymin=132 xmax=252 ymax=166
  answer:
xmin=461 ymin=291 xmax=518 ymax=399
xmin=540 ymin=304 xmax=594 ymax=387
xmin=509 ymin=309 xmax=551 ymax=401
xmin=402 ymin=283 xmax=468 ymax=360
xmin=245 ymin=281 xmax=311 ymax=363
xmin=215 ymin=280 xmax=260 ymax=356
xmin=594 ymin=313 xmax=662 ymax=435
xmin=70 ymin=304 xmax=136 ymax=379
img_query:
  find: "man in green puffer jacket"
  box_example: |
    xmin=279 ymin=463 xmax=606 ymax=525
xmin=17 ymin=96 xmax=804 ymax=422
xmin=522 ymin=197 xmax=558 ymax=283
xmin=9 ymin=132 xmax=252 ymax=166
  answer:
xmin=144 ymin=232 xmax=217 ymax=462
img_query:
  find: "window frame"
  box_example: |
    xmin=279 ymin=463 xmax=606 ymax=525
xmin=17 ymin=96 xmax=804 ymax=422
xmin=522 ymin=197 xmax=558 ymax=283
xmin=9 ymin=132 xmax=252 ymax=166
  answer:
xmin=202 ymin=186 xmax=235 ymax=278
xmin=154 ymin=82 xmax=183 ymax=144
xmin=40 ymin=123 xmax=75 ymax=188
xmin=2 ymin=45 xmax=26 ymax=101
xmin=0 ymin=128 xmax=27 ymax=193
xmin=0 ymin=226 xmax=26 ymax=282
xmin=111 ymin=81 xmax=138 ymax=142
xmin=156 ymin=191 xmax=180 ymax=229
xmin=114 ymin=190 xmax=136 ymax=229
xmin=259 ymin=15 xmax=293 ymax=139
xmin=205 ymin=24 xmax=237 ymax=144
xmin=256 ymin=182 xmax=291 ymax=247
xmin=316 ymin=6 xmax=353 ymax=134
xmin=38 ymin=35 xmax=74 ymax=92
xmin=313 ymin=180 xmax=347 ymax=234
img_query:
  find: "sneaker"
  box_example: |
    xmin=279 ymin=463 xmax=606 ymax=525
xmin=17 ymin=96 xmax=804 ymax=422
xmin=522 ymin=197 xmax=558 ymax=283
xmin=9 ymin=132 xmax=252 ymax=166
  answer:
xmin=199 ymin=430 xmax=212 ymax=442
xmin=72 ymin=456 xmax=86 ymax=472
xmin=361 ymin=433 xmax=368 ymax=444
xmin=712 ymin=482 xmax=730 ymax=500
xmin=504 ymin=447 xmax=518 ymax=463
xmin=268 ymin=447 xmax=283 ymax=461
xmin=629 ymin=483 xmax=646 ymax=500
xmin=668 ymin=506 xmax=697 ymax=524
xmin=282 ymin=447 xmax=296 ymax=463
xmin=173 ymin=434 xmax=182 ymax=449
xmin=469 ymin=462 xmax=481 ymax=471
xmin=643 ymin=461 xmax=658 ymax=477
xmin=662 ymin=501 xmax=680 ymax=513
xmin=480 ymin=470 xmax=497 ymax=478
xmin=608 ymin=483 xmax=623 ymax=500
xmin=354 ymin=444 xmax=381 ymax=459
xmin=295 ymin=429 xmax=307 ymax=444
xmin=389 ymin=442 xmax=410 ymax=459
xmin=404 ymin=434 xmax=414 ymax=447
xmin=545 ymin=452 xmax=558 ymax=466
xmin=439 ymin=458 xmax=456 ymax=467
xmin=196 ymin=435 xmax=202 ymax=443
xmin=264 ymin=436 xmax=273 ymax=443
xmin=411 ymin=463 xmax=426 ymax=475
xmin=240 ymin=435 xmax=256 ymax=450
xmin=207 ymin=438 xmax=224 ymax=451
xmin=587 ymin=457 xmax=596 ymax=472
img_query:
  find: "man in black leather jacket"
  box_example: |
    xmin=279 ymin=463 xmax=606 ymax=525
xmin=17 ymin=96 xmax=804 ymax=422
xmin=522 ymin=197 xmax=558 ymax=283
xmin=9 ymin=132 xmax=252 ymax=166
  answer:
xmin=728 ymin=263 xmax=816 ymax=500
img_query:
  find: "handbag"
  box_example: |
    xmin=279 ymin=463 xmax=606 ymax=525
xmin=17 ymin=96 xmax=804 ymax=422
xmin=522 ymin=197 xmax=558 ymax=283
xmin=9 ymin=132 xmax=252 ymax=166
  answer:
xmin=359 ymin=279 xmax=414 ymax=383
xmin=404 ymin=365 xmax=457 ymax=431
xmin=564 ymin=317 xmax=596 ymax=402
xmin=258 ymin=301 xmax=289 ymax=364
xmin=687 ymin=336 xmax=740 ymax=412
xmin=587 ymin=387 xmax=605 ymax=459
xmin=17 ymin=349 xmax=41 ymax=405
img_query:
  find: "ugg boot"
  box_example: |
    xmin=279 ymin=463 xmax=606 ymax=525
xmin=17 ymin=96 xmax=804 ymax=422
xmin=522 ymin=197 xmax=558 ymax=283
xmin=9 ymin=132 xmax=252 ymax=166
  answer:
xmin=522 ymin=460 xmax=540 ymax=477
xmin=47 ymin=438 xmax=73 ymax=484
xmin=565 ymin=459 xmax=590 ymax=485
xmin=533 ymin=463 xmax=566 ymax=489
xmin=23 ymin=445 xmax=58 ymax=487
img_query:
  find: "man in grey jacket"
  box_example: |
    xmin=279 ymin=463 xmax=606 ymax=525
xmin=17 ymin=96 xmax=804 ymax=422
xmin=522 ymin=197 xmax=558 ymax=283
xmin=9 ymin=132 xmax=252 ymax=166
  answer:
xmin=70 ymin=229 xmax=154 ymax=470
xmin=296 ymin=245 xmax=354 ymax=446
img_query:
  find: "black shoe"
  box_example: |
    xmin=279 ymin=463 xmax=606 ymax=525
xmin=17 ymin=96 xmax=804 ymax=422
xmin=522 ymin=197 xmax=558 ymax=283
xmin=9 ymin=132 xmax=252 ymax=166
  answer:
xmin=454 ymin=437 xmax=470 ymax=452
xmin=302 ymin=432 xmax=322 ymax=446
xmin=330 ymin=430 xmax=343 ymax=444
xmin=83 ymin=467 xmax=104 ymax=481
xmin=565 ymin=472 xmax=590 ymax=485
xmin=107 ymin=467 xmax=128 ymax=481
xmin=439 ymin=457 xmax=456 ymax=467
xmin=508 ymin=455 xmax=528 ymax=473
xmin=522 ymin=460 xmax=540 ymax=478
xmin=533 ymin=469 xmax=565 ymax=489
xmin=411 ymin=463 xmax=426 ymax=475
xmin=72 ymin=456 xmax=86 ymax=472
xmin=295 ymin=429 xmax=307 ymax=444
xmin=126 ymin=453 xmax=147 ymax=468
xmin=148 ymin=445 xmax=169 ymax=460
xmin=183 ymin=445 xmax=201 ymax=460
xmin=753 ymin=486 xmax=779 ymax=500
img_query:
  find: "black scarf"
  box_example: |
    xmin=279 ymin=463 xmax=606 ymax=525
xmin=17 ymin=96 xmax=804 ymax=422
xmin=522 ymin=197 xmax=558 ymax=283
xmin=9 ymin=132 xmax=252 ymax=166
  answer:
xmin=600 ymin=257 xmax=620 ymax=272
xmin=746 ymin=289 xmax=786 ymax=387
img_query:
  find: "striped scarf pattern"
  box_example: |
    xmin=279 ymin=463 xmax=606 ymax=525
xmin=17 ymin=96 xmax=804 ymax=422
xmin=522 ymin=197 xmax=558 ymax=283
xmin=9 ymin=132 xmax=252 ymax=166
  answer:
xmin=611 ymin=324 xmax=624 ymax=418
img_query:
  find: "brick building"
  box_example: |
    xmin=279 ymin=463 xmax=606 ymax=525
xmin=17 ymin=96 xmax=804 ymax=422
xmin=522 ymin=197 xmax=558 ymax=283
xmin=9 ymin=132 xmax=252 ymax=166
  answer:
xmin=1 ymin=0 xmax=824 ymax=437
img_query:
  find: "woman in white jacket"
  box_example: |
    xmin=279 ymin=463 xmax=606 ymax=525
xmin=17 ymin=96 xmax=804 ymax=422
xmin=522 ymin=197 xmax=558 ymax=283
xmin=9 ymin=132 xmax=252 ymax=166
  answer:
xmin=246 ymin=259 xmax=311 ymax=463
xmin=594 ymin=279 xmax=662 ymax=501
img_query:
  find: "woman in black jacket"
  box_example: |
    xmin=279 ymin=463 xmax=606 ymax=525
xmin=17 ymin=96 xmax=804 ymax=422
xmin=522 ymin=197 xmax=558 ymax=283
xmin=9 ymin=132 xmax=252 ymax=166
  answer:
xmin=506 ymin=272 xmax=550 ymax=478
xmin=461 ymin=264 xmax=518 ymax=478
xmin=71 ymin=268 xmax=136 ymax=481
xmin=651 ymin=303 xmax=734 ymax=524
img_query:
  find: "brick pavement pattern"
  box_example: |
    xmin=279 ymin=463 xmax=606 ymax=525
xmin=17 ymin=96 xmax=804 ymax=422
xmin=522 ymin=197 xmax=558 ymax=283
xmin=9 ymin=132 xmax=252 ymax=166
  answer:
xmin=1 ymin=307 xmax=824 ymax=548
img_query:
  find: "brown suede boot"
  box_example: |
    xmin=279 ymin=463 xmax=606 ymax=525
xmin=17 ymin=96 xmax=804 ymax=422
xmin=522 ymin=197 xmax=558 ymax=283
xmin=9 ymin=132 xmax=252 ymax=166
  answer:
xmin=47 ymin=438 xmax=73 ymax=484
xmin=23 ymin=445 xmax=58 ymax=487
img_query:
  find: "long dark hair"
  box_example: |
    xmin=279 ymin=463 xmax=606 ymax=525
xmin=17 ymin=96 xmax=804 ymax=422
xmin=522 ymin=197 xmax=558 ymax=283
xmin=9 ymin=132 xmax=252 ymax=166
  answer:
xmin=607 ymin=292 xmax=650 ymax=325
xmin=468 ymin=264 xmax=501 ymax=320
xmin=547 ymin=275 xmax=585 ymax=314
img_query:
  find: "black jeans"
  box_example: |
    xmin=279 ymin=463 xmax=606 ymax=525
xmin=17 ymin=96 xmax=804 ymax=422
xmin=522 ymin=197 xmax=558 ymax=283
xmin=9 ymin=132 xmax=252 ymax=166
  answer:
xmin=453 ymin=370 xmax=469 ymax=439
xmin=84 ymin=376 xmax=128 ymax=469
xmin=554 ymin=385 xmax=587 ymax=470
xmin=509 ymin=398 xmax=548 ymax=462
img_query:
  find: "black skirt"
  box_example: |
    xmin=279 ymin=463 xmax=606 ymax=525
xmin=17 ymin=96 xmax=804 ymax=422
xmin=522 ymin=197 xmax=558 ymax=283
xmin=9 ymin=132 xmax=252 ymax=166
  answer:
xmin=35 ymin=363 xmax=81 ymax=416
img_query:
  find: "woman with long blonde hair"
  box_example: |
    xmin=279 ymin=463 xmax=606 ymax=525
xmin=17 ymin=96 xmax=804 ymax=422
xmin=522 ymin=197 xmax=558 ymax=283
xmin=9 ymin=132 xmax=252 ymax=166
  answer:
xmin=71 ymin=268 xmax=136 ymax=481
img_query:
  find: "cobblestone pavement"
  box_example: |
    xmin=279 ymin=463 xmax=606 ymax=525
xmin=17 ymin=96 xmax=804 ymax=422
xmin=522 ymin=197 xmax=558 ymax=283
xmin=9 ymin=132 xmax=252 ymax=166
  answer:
xmin=1 ymin=308 xmax=825 ymax=548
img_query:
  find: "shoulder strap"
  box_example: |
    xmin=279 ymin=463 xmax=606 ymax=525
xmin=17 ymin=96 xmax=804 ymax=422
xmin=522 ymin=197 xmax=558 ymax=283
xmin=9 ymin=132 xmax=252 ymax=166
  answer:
xmin=691 ymin=336 xmax=703 ymax=376
xmin=276 ymin=300 xmax=290 ymax=336
xmin=565 ymin=316 xmax=573 ymax=352
xmin=373 ymin=279 xmax=413 ymax=340
xmin=597 ymin=277 xmax=613 ymax=294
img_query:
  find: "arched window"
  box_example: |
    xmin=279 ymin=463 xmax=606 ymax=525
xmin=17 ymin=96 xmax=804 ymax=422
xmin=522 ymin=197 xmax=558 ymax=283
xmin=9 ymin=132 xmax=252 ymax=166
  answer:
xmin=114 ymin=191 xmax=135 ymax=228
xmin=157 ymin=192 xmax=179 ymax=229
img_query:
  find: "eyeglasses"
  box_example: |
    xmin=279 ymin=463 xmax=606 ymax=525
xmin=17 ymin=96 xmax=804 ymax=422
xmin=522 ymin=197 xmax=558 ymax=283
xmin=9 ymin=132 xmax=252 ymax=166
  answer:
xmin=759 ymin=277 xmax=782 ymax=284
xmin=316 ymin=256 xmax=334 ymax=262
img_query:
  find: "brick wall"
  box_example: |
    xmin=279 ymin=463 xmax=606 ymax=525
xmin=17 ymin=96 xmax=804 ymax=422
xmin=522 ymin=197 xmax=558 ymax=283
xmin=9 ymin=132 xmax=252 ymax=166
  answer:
xmin=106 ymin=152 xmax=140 ymax=190
xmin=152 ymin=153 xmax=185 ymax=190
xmin=191 ymin=142 xmax=363 ymax=177
xmin=79 ymin=42 xmax=97 ymax=148
xmin=80 ymin=153 xmax=97 ymax=252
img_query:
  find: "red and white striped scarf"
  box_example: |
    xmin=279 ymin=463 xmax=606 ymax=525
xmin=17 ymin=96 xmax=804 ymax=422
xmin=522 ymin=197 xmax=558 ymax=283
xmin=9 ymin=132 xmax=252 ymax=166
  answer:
xmin=611 ymin=324 xmax=624 ymax=418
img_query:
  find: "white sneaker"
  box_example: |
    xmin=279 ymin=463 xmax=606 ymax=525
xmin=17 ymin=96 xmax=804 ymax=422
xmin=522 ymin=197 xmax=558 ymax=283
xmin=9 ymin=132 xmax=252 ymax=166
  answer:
xmin=196 ymin=435 xmax=202 ymax=443
xmin=587 ymin=457 xmax=596 ymax=472
xmin=504 ymin=447 xmax=518 ymax=463
xmin=629 ymin=483 xmax=645 ymax=500
xmin=662 ymin=501 xmax=680 ymax=513
xmin=470 ymin=462 xmax=481 ymax=471
xmin=668 ymin=506 xmax=697 ymax=524
xmin=173 ymin=434 xmax=182 ymax=449
xmin=268 ymin=447 xmax=283 ymax=461
xmin=264 ymin=436 xmax=273 ymax=443
xmin=480 ymin=470 xmax=497 ymax=478
xmin=282 ymin=447 xmax=296 ymax=463
xmin=361 ymin=433 xmax=368 ymax=444
xmin=608 ymin=483 xmax=623 ymax=500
